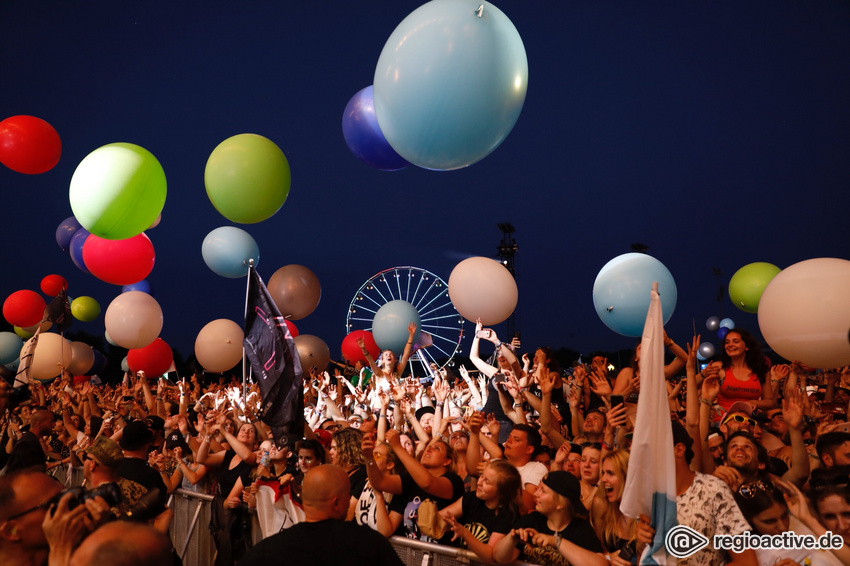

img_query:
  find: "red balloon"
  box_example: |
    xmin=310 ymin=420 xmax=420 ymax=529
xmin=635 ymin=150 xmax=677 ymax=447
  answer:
xmin=3 ymin=290 xmax=46 ymax=327
xmin=284 ymin=319 xmax=299 ymax=338
xmin=83 ymin=233 xmax=155 ymax=285
xmin=0 ymin=115 xmax=62 ymax=174
xmin=127 ymin=338 xmax=173 ymax=377
xmin=341 ymin=330 xmax=380 ymax=365
xmin=40 ymin=274 xmax=67 ymax=296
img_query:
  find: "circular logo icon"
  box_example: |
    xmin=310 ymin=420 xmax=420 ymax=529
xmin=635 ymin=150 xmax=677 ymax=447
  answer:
xmin=665 ymin=525 xmax=710 ymax=558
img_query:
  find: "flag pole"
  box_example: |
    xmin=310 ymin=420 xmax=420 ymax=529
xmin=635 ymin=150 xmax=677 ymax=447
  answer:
xmin=242 ymin=260 xmax=254 ymax=403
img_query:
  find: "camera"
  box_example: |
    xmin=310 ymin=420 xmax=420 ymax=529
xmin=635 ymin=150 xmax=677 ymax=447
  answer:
xmin=60 ymin=483 xmax=164 ymax=523
xmin=61 ymin=483 xmax=122 ymax=510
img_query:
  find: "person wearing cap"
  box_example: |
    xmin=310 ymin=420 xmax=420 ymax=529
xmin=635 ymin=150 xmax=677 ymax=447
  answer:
xmin=82 ymin=435 xmax=146 ymax=516
xmin=115 ymin=420 xmax=168 ymax=512
xmin=714 ymin=389 xmax=810 ymax=491
xmin=756 ymin=407 xmax=787 ymax=452
xmin=163 ymin=430 xmax=207 ymax=494
xmin=719 ymin=401 xmax=757 ymax=437
xmin=493 ymin=470 xmax=605 ymax=565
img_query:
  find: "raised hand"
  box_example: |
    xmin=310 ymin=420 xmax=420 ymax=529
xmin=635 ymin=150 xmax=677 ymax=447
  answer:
xmin=589 ymin=370 xmax=612 ymax=397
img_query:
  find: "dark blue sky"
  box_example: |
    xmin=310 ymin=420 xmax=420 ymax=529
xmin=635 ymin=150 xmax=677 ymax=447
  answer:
xmin=1 ymin=0 xmax=848 ymax=366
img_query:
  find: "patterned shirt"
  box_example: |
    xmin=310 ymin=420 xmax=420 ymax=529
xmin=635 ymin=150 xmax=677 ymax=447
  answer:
xmin=677 ymin=473 xmax=751 ymax=566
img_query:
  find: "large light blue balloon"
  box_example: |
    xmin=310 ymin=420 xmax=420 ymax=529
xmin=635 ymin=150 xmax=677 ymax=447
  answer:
xmin=201 ymin=226 xmax=260 ymax=278
xmin=373 ymin=0 xmax=528 ymax=170
xmin=593 ymin=253 xmax=678 ymax=337
xmin=372 ymin=300 xmax=422 ymax=354
xmin=0 ymin=332 xmax=23 ymax=365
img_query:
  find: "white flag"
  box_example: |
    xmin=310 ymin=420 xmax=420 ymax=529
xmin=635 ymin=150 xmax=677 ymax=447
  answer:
xmin=620 ymin=283 xmax=678 ymax=565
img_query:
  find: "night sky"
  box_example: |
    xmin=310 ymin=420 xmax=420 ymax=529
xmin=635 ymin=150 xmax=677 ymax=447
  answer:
xmin=1 ymin=0 xmax=848 ymax=374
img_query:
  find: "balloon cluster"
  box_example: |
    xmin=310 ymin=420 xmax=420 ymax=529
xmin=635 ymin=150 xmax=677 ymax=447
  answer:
xmin=343 ymin=0 xmax=528 ymax=171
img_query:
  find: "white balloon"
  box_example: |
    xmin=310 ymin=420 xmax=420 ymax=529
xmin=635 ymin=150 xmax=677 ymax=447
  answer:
xmin=104 ymin=291 xmax=163 ymax=349
xmin=195 ymin=319 xmax=244 ymax=373
xmin=448 ymin=257 xmax=518 ymax=325
xmin=758 ymin=258 xmax=850 ymax=368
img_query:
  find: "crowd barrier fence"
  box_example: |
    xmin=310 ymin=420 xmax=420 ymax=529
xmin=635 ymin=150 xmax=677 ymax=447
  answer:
xmin=48 ymin=466 xmax=539 ymax=566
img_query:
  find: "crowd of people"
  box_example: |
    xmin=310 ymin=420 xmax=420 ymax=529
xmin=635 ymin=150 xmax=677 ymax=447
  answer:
xmin=3 ymin=319 xmax=850 ymax=566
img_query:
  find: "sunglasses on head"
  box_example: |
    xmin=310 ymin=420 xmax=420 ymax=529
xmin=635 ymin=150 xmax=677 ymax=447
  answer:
xmin=724 ymin=414 xmax=757 ymax=428
xmin=737 ymin=480 xmax=774 ymax=499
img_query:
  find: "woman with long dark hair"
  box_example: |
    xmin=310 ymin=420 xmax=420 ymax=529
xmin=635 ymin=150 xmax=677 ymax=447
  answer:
xmin=713 ymin=328 xmax=776 ymax=416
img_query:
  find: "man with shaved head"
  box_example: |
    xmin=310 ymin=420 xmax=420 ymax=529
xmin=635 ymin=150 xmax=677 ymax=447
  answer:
xmin=239 ymin=465 xmax=403 ymax=566
xmin=69 ymin=521 xmax=172 ymax=566
xmin=2 ymin=409 xmax=55 ymax=474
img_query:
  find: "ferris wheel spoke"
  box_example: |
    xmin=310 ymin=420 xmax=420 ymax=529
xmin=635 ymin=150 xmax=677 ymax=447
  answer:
xmin=360 ymin=293 xmax=384 ymax=310
xmin=409 ymin=273 xmax=426 ymax=306
xmin=413 ymin=283 xmax=444 ymax=312
xmin=405 ymin=269 xmax=414 ymax=302
xmin=373 ymin=282 xmax=393 ymax=305
xmin=420 ymin=313 xmax=464 ymax=323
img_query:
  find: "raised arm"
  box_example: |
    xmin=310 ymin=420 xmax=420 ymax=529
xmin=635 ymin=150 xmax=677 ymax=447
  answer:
xmin=396 ymin=322 xmax=418 ymax=374
xmin=780 ymin=389 xmax=811 ymax=488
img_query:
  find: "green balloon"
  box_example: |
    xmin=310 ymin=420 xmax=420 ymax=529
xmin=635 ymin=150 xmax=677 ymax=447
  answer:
xmin=71 ymin=296 xmax=101 ymax=322
xmin=729 ymin=262 xmax=781 ymax=313
xmin=204 ymin=134 xmax=291 ymax=224
xmin=69 ymin=143 xmax=167 ymax=240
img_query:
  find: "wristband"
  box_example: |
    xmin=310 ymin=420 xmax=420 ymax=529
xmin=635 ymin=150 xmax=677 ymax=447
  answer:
xmin=699 ymin=397 xmax=713 ymax=406
xmin=601 ymin=441 xmax=614 ymax=451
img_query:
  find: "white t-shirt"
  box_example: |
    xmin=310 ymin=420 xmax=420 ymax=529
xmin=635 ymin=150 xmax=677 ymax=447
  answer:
xmin=516 ymin=460 xmax=548 ymax=491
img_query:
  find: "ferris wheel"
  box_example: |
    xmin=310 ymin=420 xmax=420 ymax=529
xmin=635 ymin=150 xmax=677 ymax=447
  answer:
xmin=346 ymin=266 xmax=465 ymax=377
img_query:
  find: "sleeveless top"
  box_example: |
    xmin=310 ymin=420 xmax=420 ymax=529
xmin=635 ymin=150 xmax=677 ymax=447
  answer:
xmin=716 ymin=367 xmax=762 ymax=417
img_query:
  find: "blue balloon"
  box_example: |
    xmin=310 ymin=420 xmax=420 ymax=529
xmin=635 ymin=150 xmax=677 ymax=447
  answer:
xmin=373 ymin=0 xmax=528 ymax=170
xmin=56 ymin=216 xmax=82 ymax=251
xmin=122 ymin=279 xmax=154 ymax=296
xmin=342 ymin=86 xmax=408 ymax=171
xmin=592 ymin=253 xmax=678 ymax=337
xmin=706 ymin=316 xmax=720 ymax=332
xmin=0 ymin=332 xmax=23 ymax=366
xmin=372 ymin=300 xmax=422 ymax=354
xmin=717 ymin=327 xmax=729 ymax=340
xmin=719 ymin=318 xmax=736 ymax=330
xmin=69 ymin=228 xmax=90 ymax=273
xmin=201 ymin=226 xmax=260 ymax=278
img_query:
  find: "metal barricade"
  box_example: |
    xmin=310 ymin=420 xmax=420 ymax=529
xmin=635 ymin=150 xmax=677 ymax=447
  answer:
xmin=168 ymin=489 xmax=216 ymax=566
xmin=389 ymin=537 xmax=540 ymax=566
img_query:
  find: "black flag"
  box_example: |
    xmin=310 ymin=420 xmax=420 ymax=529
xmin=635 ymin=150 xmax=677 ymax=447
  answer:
xmin=44 ymin=289 xmax=72 ymax=332
xmin=243 ymin=266 xmax=303 ymax=449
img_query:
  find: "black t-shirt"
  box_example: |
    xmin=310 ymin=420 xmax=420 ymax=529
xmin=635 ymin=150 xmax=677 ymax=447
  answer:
xmin=3 ymin=431 xmax=46 ymax=474
xmin=116 ymin=456 xmax=168 ymax=510
xmin=514 ymin=511 xmax=603 ymax=566
xmin=456 ymin=492 xmax=516 ymax=548
xmin=238 ymin=519 xmax=403 ymax=566
xmin=348 ymin=464 xmax=368 ymax=499
xmin=389 ymin=470 xmax=465 ymax=540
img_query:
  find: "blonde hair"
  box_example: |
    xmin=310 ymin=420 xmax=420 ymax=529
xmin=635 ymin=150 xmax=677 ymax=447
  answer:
xmin=594 ymin=450 xmax=636 ymax=551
